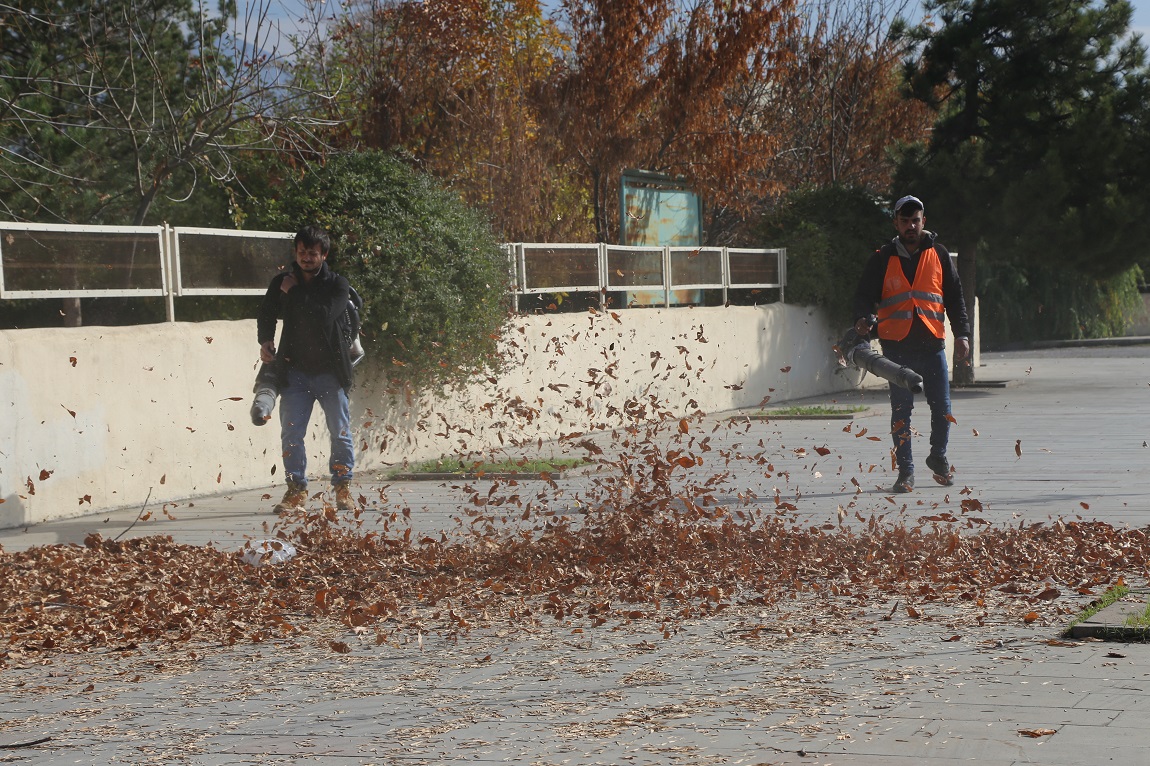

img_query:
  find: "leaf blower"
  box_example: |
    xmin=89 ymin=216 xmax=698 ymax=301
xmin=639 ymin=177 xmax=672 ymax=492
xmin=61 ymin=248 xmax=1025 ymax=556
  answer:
xmin=834 ymin=315 xmax=923 ymax=393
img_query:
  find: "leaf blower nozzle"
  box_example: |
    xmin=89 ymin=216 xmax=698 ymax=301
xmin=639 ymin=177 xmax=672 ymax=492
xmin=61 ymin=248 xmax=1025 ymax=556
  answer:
xmin=834 ymin=320 xmax=924 ymax=394
xmin=250 ymin=362 xmax=282 ymax=426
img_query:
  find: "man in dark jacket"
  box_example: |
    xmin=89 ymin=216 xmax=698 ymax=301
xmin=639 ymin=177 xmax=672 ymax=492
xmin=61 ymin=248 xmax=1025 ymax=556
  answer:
xmin=258 ymin=226 xmax=358 ymax=512
xmin=853 ymin=195 xmax=971 ymax=493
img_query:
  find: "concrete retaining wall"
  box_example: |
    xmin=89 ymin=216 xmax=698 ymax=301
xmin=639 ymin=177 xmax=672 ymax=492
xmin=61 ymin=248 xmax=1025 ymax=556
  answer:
xmin=1 ymin=304 xmax=884 ymax=528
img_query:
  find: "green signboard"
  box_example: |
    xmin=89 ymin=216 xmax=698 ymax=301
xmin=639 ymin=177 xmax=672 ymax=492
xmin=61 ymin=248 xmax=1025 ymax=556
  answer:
xmin=620 ymin=169 xmax=702 ymax=247
xmin=619 ymin=170 xmax=702 ymax=306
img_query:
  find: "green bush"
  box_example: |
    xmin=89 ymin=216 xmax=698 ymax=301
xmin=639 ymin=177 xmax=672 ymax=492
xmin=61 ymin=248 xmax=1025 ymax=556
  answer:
xmin=977 ymin=261 xmax=1145 ymax=347
xmin=250 ymin=151 xmax=511 ymax=392
xmin=757 ymin=186 xmax=892 ymax=329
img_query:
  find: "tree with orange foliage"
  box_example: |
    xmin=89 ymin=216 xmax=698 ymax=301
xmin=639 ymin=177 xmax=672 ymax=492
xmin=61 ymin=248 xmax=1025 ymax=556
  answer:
xmin=320 ymin=0 xmax=584 ymax=242
xmin=537 ymin=0 xmax=797 ymax=244
xmin=764 ymin=0 xmax=934 ymax=194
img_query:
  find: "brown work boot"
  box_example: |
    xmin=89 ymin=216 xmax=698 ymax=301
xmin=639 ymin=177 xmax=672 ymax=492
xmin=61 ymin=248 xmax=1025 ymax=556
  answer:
xmin=925 ymin=453 xmax=954 ymax=486
xmin=273 ymin=482 xmax=307 ymax=514
xmin=334 ymin=481 xmax=357 ymax=511
xmin=892 ymin=468 xmax=914 ymax=494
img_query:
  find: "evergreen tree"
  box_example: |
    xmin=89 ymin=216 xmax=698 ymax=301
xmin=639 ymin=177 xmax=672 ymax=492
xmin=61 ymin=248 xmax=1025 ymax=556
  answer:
xmin=894 ymin=0 xmax=1150 ymax=354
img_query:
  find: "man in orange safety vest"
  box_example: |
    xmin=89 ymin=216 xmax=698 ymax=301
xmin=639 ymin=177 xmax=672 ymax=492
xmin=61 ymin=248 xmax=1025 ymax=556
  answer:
xmin=853 ymin=195 xmax=971 ymax=493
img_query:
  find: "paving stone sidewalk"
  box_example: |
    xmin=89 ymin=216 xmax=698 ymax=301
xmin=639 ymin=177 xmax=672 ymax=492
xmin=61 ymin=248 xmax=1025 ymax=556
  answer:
xmin=1 ymin=345 xmax=1149 ymax=765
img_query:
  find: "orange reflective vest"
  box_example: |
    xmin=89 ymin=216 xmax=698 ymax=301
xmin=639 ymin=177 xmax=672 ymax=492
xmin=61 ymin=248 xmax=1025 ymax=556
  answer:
xmin=876 ymin=248 xmax=946 ymax=341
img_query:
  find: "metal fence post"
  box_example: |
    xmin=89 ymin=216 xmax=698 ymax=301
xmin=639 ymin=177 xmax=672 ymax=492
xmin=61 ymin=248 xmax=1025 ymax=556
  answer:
xmin=163 ymin=223 xmax=176 ymax=322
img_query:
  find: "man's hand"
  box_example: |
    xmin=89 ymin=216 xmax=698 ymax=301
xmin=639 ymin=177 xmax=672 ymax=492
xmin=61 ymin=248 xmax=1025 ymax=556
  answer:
xmin=954 ymin=337 xmax=971 ymax=364
xmin=260 ymin=341 xmax=276 ymax=364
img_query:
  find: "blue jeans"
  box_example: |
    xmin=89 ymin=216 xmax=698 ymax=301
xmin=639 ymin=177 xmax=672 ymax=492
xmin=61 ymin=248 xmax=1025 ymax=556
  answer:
xmin=279 ymin=368 xmax=354 ymax=487
xmin=881 ymin=345 xmax=951 ymax=473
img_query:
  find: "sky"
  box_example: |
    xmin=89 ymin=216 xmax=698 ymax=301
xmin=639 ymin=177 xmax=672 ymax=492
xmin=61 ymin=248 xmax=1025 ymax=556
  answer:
xmin=1132 ymin=0 xmax=1150 ymax=39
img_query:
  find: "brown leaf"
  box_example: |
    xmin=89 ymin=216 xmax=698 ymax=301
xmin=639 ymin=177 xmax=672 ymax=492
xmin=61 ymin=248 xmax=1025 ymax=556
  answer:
xmin=38 ymin=469 xmax=53 ymax=481
xmin=61 ymin=404 xmax=77 ymax=418
xmin=678 ymin=418 xmax=689 ymax=434
xmin=69 ymin=356 xmax=78 ymax=367
xmin=204 ymin=336 xmax=214 ymax=344
xmin=1015 ymin=439 xmax=1022 ymax=457
xmin=1018 ymin=728 xmax=1056 ymax=738
xmin=1023 ymin=611 xmax=1040 ymax=624
xmin=330 ymin=641 xmax=352 ymax=654
xmin=779 ymin=366 xmax=791 ymax=373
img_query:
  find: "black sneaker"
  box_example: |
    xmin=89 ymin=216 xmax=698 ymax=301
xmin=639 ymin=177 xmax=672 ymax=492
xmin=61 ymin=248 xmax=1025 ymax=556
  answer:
xmin=925 ymin=454 xmax=954 ymax=486
xmin=892 ymin=469 xmax=914 ymax=493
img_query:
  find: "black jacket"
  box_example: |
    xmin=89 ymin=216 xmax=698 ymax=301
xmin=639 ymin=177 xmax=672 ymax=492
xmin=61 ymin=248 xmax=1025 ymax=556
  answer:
xmin=853 ymin=232 xmax=971 ymax=353
xmin=258 ymin=261 xmax=355 ymax=389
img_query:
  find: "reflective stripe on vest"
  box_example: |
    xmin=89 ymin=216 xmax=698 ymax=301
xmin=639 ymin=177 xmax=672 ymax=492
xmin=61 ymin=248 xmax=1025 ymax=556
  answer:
xmin=876 ymin=248 xmax=946 ymax=341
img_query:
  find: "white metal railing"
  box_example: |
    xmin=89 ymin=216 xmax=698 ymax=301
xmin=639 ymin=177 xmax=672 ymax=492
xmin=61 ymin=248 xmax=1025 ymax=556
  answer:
xmin=0 ymin=223 xmax=787 ymax=321
xmin=510 ymin=242 xmax=785 ymax=309
xmin=0 ymin=222 xmax=168 ymax=299
xmin=0 ymin=223 xmax=295 ymax=321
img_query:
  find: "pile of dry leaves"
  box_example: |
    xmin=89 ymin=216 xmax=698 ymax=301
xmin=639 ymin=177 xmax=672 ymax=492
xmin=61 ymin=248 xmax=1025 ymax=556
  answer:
xmin=2 ymin=460 xmax=1147 ymax=662
xmin=2 ymin=364 xmax=1147 ymax=663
